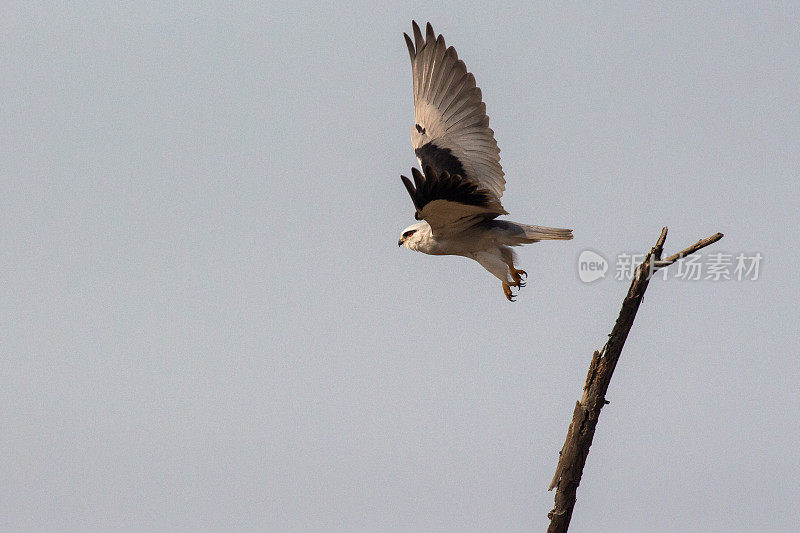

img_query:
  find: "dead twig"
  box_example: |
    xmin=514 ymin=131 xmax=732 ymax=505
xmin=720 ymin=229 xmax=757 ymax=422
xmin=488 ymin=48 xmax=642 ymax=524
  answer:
xmin=546 ymin=227 xmax=723 ymax=533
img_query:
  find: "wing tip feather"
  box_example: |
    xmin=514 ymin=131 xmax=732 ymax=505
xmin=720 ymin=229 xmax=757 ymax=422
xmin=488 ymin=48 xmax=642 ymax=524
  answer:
xmin=412 ymin=21 xmax=424 ymax=50
xmin=411 ymin=167 xmax=425 ymax=190
xmin=400 ymin=175 xmax=421 ymax=211
xmin=403 ymin=33 xmax=415 ymax=61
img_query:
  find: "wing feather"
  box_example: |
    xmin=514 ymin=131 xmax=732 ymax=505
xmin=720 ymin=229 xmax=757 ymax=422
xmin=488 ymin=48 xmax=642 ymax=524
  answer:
xmin=400 ymin=166 xmax=507 ymax=236
xmin=404 ymin=33 xmax=415 ymax=62
xmin=404 ymin=23 xmax=505 ymax=202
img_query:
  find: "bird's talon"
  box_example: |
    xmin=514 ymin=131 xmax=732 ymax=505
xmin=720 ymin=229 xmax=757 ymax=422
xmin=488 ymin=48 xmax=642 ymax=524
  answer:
xmin=502 ymin=283 xmax=516 ymax=301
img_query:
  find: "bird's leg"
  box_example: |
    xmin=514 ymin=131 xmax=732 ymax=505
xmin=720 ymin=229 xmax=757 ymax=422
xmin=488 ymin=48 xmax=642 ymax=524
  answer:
xmin=506 ymin=277 xmax=524 ymax=288
xmin=500 ymin=247 xmax=527 ymax=288
xmin=511 ymin=267 xmax=527 ymax=287
xmin=502 ymin=282 xmax=516 ymax=302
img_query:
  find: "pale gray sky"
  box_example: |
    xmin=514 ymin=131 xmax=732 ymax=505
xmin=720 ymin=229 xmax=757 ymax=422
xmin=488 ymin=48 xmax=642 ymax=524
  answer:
xmin=2 ymin=2 xmax=799 ymax=531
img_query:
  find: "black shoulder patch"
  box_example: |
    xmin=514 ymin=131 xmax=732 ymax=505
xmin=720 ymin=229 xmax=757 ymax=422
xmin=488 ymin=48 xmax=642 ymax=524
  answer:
xmin=414 ymin=142 xmax=466 ymax=180
xmin=400 ymin=166 xmax=496 ymax=214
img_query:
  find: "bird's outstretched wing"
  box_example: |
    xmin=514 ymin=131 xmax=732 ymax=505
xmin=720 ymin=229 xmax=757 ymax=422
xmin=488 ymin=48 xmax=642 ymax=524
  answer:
xmin=401 ymin=167 xmax=507 ymax=237
xmin=404 ymin=21 xmax=505 ymax=205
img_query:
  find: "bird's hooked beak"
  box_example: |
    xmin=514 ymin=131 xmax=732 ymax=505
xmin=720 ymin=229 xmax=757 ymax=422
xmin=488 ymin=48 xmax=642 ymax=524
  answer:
xmin=398 ymin=237 xmax=404 ymax=247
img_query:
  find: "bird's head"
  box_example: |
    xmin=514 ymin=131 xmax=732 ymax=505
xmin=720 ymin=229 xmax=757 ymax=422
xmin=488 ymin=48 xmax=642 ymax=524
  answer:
xmin=398 ymin=222 xmax=426 ymax=248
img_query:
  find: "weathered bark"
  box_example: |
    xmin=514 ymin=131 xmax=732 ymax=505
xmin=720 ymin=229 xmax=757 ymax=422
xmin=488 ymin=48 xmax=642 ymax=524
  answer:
xmin=546 ymin=227 xmax=724 ymax=533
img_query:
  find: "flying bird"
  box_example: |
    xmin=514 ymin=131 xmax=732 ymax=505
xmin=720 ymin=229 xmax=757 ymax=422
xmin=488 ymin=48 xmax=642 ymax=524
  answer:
xmin=398 ymin=21 xmax=573 ymax=301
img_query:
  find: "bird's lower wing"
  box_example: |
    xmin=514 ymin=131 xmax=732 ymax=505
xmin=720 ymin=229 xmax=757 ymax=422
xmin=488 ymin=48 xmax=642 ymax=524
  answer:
xmin=401 ymin=166 xmax=505 ymax=237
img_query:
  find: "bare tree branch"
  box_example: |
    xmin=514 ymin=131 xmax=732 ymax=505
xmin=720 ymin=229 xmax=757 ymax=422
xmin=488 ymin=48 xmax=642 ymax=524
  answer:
xmin=654 ymin=232 xmax=724 ymax=269
xmin=546 ymin=227 xmax=723 ymax=533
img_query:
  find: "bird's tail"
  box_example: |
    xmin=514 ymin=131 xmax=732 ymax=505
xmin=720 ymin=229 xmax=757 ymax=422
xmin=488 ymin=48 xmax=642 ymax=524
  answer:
xmin=519 ymin=224 xmax=573 ymax=242
xmin=492 ymin=220 xmax=573 ymax=245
